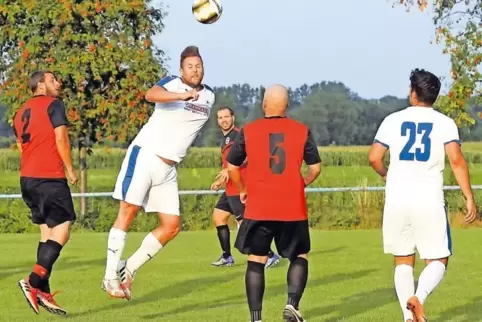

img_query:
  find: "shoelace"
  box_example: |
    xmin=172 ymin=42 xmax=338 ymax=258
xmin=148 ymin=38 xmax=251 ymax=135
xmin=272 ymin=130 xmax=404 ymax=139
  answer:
xmin=41 ymin=290 xmax=61 ymax=304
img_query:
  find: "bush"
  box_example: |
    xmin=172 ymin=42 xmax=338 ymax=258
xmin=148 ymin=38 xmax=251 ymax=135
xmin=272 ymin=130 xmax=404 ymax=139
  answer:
xmin=0 ymin=188 xmax=478 ymax=233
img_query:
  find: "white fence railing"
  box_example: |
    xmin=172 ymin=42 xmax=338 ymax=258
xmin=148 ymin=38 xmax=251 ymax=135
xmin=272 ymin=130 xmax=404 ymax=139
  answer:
xmin=1 ymin=185 xmax=482 ymax=199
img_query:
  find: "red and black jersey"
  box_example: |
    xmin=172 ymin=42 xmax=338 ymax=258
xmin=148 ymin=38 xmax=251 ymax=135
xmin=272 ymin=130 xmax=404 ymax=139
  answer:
xmin=13 ymin=95 xmax=69 ymax=179
xmin=221 ymin=126 xmax=247 ymax=196
xmin=226 ymin=117 xmax=321 ymax=221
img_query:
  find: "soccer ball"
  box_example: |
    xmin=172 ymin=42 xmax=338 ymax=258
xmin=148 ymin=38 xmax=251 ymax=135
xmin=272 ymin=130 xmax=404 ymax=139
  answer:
xmin=192 ymin=0 xmax=223 ymax=24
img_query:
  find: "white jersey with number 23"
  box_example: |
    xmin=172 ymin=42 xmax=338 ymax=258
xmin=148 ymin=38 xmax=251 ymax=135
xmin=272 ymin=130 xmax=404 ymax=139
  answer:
xmin=374 ymin=106 xmax=460 ymax=260
xmin=374 ymin=106 xmax=460 ymax=206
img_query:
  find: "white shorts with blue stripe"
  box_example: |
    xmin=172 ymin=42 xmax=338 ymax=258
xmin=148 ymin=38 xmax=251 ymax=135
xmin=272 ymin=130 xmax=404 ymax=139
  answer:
xmin=382 ymin=201 xmax=452 ymax=260
xmin=113 ymin=144 xmax=180 ymax=215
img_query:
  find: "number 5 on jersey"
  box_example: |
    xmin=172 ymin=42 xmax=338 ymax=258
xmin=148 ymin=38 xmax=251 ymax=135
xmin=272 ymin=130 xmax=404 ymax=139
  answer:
xmin=399 ymin=121 xmax=433 ymax=162
xmin=269 ymin=133 xmax=286 ymax=174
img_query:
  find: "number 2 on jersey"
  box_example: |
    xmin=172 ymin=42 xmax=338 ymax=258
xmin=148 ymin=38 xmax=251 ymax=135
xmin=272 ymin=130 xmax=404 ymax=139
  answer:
xmin=399 ymin=121 xmax=433 ymax=162
xmin=21 ymin=108 xmax=32 ymax=144
xmin=269 ymin=133 xmax=286 ymax=174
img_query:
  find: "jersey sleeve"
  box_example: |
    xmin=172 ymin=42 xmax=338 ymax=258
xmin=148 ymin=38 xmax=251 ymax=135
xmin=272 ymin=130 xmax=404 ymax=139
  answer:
xmin=226 ymin=128 xmax=246 ymax=166
xmin=156 ymin=75 xmax=179 ymax=92
xmin=47 ymin=99 xmax=69 ymax=129
xmin=373 ymin=117 xmax=391 ymax=148
xmin=304 ymin=129 xmax=321 ymax=165
xmin=443 ymin=119 xmax=461 ymax=145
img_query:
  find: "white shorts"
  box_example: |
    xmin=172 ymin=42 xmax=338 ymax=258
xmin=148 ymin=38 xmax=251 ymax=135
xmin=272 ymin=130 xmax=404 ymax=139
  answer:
xmin=113 ymin=144 xmax=179 ymax=215
xmin=382 ymin=202 xmax=452 ymax=260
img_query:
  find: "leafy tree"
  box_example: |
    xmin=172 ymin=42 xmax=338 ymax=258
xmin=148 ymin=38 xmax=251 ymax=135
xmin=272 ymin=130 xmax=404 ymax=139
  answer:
xmin=395 ymin=0 xmax=482 ymax=126
xmin=0 ymin=0 xmax=167 ymax=217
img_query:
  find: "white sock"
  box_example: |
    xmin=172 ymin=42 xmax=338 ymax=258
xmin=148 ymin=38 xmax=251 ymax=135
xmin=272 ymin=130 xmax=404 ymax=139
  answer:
xmin=104 ymin=227 xmax=127 ymax=280
xmin=126 ymin=233 xmax=163 ymax=273
xmin=394 ymin=264 xmax=415 ymax=322
xmin=415 ymin=260 xmax=446 ymax=304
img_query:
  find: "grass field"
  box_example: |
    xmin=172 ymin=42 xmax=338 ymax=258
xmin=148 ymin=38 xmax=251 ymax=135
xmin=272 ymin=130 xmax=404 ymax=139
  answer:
xmin=3 ymin=164 xmax=482 ymax=192
xmin=1 ymin=230 xmax=482 ymax=321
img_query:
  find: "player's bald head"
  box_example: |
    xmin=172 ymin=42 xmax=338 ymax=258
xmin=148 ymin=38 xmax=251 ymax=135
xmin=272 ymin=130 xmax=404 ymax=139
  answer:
xmin=263 ymin=84 xmax=289 ymax=116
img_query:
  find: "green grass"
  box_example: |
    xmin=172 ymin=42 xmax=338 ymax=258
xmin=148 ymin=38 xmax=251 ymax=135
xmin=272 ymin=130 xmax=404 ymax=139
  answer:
xmin=3 ymin=164 xmax=482 ymax=193
xmin=1 ymin=230 xmax=482 ymax=321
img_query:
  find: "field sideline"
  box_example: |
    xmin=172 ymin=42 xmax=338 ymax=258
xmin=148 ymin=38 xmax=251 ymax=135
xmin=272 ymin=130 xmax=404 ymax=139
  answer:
xmin=1 ymin=230 xmax=482 ymax=321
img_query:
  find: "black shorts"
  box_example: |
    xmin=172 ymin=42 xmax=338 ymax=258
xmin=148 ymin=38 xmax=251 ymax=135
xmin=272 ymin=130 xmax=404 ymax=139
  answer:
xmin=214 ymin=192 xmax=245 ymax=221
xmin=20 ymin=177 xmax=76 ymax=228
xmin=235 ymin=219 xmax=310 ymax=260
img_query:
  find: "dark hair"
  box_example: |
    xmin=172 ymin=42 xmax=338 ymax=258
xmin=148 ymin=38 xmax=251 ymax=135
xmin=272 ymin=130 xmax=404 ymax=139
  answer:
xmin=180 ymin=46 xmax=203 ymax=68
xmin=217 ymin=106 xmax=234 ymax=116
xmin=409 ymin=68 xmax=441 ymax=105
xmin=28 ymin=70 xmax=55 ymax=93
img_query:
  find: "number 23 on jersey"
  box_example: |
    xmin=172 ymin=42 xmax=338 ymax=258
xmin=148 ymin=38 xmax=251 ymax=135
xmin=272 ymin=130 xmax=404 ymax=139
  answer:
xmin=399 ymin=121 xmax=433 ymax=162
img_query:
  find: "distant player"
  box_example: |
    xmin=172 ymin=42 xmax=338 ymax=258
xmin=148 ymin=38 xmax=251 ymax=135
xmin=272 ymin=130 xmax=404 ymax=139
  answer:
xmin=227 ymin=84 xmax=321 ymax=322
xmin=102 ymin=46 xmax=215 ymax=300
xmin=13 ymin=71 xmax=78 ymax=316
xmin=210 ymin=106 xmax=280 ymax=268
xmin=369 ymin=69 xmax=477 ymax=322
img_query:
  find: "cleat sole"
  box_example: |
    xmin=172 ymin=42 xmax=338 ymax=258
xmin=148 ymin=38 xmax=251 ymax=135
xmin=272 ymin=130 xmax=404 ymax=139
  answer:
xmin=17 ymin=281 xmax=39 ymax=315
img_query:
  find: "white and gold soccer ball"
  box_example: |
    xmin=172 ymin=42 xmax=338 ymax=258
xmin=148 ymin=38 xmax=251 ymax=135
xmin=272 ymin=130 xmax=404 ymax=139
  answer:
xmin=192 ymin=0 xmax=223 ymax=24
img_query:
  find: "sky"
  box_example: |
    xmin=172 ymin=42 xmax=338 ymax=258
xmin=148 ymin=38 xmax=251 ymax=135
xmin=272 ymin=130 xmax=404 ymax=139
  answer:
xmin=152 ymin=0 xmax=451 ymax=99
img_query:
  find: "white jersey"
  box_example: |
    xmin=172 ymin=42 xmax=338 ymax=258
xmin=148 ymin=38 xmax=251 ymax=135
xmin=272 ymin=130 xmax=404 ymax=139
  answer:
xmin=132 ymin=75 xmax=215 ymax=163
xmin=374 ymin=106 xmax=460 ymax=205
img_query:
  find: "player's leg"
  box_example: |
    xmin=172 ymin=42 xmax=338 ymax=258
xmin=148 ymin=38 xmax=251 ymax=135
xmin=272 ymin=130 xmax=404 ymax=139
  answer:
xmin=103 ymin=145 xmax=149 ymax=298
xmin=35 ymin=179 xmax=76 ymax=315
xmin=275 ymin=220 xmax=311 ymax=321
xmin=211 ymin=193 xmax=235 ymax=267
xmin=235 ymin=220 xmax=274 ymax=322
xmin=383 ymin=205 xmax=416 ymax=322
xmin=17 ymin=179 xmax=43 ymax=314
xmin=119 ymin=162 xmax=179 ymax=299
xmin=18 ymin=179 xmax=74 ymax=315
xmin=409 ymin=205 xmax=452 ymax=322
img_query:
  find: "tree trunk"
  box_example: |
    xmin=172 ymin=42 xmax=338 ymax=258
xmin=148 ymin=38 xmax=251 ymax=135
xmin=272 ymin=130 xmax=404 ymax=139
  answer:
xmin=78 ymin=136 xmax=87 ymax=220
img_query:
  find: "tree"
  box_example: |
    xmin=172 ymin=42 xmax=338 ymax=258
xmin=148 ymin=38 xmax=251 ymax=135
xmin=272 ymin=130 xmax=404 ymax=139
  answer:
xmin=0 ymin=0 xmax=167 ymax=219
xmin=395 ymin=0 xmax=482 ymax=126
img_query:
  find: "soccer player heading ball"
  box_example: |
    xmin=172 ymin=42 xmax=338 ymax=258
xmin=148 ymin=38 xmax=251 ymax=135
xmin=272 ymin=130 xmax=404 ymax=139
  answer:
xmin=102 ymin=46 xmax=215 ymax=300
xmin=226 ymin=84 xmax=322 ymax=322
xmin=369 ymin=68 xmax=477 ymax=322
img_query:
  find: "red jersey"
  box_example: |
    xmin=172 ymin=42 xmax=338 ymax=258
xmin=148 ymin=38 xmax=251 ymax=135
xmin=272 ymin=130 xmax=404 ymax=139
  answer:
xmin=13 ymin=95 xmax=69 ymax=178
xmin=221 ymin=127 xmax=247 ymax=196
xmin=226 ymin=117 xmax=321 ymax=221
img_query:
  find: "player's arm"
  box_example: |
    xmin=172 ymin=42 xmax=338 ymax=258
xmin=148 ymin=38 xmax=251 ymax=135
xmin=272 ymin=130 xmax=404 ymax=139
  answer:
xmin=48 ymin=100 xmax=76 ymax=182
xmin=226 ymin=129 xmax=247 ymax=193
xmin=145 ymin=76 xmax=195 ymax=103
xmin=368 ymin=143 xmax=388 ymax=178
xmin=446 ymin=142 xmax=473 ymax=199
xmin=303 ymin=130 xmax=321 ymax=186
xmin=368 ymin=118 xmax=391 ymax=179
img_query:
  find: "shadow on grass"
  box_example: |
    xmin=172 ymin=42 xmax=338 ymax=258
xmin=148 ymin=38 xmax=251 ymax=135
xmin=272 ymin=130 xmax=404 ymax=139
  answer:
xmin=68 ymin=269 xmax=245 ymax=318
xmin=140 ymin=268 xmax=378 ymax=320
xmin=435 ymin=296 xmax=482 ymax=321
xmin=305 ymin=287 xmax=395 ymax=321
xmin=0 ymin=256 xmax=105 ymax=280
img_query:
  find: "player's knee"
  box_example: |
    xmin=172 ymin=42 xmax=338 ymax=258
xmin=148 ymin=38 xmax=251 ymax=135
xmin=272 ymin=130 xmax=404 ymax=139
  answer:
xmin=289 ymin=254 xmax=308 ymax=263
xmin=158 ymin=214 xmax=181 ymax=239
xmin=212 ymin=210 xmax=229 ymax=226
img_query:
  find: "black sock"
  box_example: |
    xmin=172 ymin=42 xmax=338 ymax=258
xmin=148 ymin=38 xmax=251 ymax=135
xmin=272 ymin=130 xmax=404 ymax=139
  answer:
xmin=287 ymin=257 xmax=308 ymax=310
xmin=36 ymin=242 xmax=51 ymax=293
xmin=268 ymin=249 xmax=274 ymax=258
xmin=29 ymin=240 xmax=63 ymax=289
xmin=246 ymin=261 xmax=265 ymax=322
xmin=216 ymin=225 xmax=231 ymax=258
